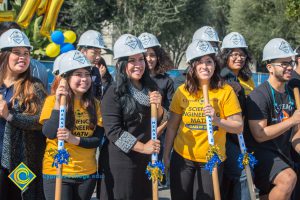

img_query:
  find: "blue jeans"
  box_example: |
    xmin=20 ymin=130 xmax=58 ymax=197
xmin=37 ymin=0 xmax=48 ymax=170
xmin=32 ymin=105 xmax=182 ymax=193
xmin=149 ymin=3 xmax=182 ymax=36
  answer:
xmin=222 ymin=136 xmax=251 ymax=200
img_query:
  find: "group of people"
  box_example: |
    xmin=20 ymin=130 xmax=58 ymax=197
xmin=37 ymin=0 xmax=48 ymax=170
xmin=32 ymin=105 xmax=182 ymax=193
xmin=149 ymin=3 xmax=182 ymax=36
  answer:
xmin=0 ymin=21 xmax=300 ymax=200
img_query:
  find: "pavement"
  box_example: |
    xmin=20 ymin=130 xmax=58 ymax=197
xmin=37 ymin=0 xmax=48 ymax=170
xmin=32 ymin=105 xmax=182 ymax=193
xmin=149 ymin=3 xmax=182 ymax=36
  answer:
xmin=91 ymin=186 xmax=171 ymax=200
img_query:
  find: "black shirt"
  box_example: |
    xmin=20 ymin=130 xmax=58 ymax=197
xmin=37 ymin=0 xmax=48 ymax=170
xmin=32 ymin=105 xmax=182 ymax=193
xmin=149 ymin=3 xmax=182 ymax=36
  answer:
xmin=291 ymin=70 xmax=300 ymax=80
xmin=150 ymin=73 xmax=174 ymax=110
xmin=246 ymin=81 xmax=295 ymax=162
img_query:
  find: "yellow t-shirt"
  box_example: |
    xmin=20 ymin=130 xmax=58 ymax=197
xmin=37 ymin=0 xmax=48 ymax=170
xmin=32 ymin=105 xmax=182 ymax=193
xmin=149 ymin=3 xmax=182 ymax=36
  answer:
xmin=39 ymin=95 xmax=103 ymax=176
xmin=238 ymin=77 xmax=255 ymax=96
xmin=170 ymin=84 xmax=241 ymax=162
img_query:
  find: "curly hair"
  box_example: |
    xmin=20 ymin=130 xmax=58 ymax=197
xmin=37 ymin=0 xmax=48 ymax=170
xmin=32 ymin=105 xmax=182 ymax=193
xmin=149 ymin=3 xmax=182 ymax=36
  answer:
xmin=150 ymin=46 xmax=174 ymax=74
xmin=185 ymin=54 xmax=224 ymax=95
xmin=115 ymin=56 xmax=158 ymax=118
xmin=218 ymin=48 xmax=253 ymax=81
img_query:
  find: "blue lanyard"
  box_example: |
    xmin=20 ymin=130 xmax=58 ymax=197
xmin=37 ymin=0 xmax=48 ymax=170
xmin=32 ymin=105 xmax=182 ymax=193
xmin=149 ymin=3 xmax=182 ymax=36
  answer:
xmin=267 ymin=81 xmax=294 ymax=114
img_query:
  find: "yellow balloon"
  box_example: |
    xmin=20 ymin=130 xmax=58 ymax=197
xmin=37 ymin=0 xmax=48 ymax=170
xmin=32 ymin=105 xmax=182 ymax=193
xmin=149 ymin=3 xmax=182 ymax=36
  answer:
xmin=0 ymin=11 xmax=16 ymax=22
xmin=46 ymin=43 xmax=60 ymax=58
xmin=16 ymin=0 xmax=42 ymax=29
xmin=64 ymin=30 xmax=77 ymax=44
xmin=40 ymin=0 xmax=64 ymax=38
xmin=37 ymin=0 xmax=49 ymax=16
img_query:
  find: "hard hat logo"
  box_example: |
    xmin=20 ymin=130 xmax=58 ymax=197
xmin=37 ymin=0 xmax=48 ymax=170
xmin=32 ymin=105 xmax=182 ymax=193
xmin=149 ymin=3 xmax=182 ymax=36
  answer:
xmin=125 ymin=36 xmax=140 ymax=50
xmin=10 ymin=30 xmax=25 ymax=44
xmin=73 ymin=51 xmax=89 ymax=64
xmin=96 ymin=34 xmax=105 ymax=47
xmin=196 ymin=41 xmax=210 ymax=52
xmin=204 ymin=27 xmax=217 ymax=39
xmin=139 ymin=34 xmax=151 ymax=46
xmin=230 ymin=34 xmax=243 ymax=46
xmin=279 ymin=41 xmax=293 ymax=54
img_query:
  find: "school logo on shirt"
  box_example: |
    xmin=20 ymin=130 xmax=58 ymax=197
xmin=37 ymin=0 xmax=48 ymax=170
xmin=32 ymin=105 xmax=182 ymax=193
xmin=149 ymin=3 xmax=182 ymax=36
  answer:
xmin=8 ymin=162 xmax=36 ymax=191
xmin=9 ymin=30 xmax=24 ymax=44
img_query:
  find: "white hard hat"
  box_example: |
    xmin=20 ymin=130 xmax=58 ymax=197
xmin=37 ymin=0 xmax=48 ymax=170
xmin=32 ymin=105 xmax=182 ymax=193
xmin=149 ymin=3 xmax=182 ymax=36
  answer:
xmin=52 ymin=54 xmax=65 ymax=75
xmin=77 ymin=30 xmax=106 ymax=49
xmin=221 ymin=32 xmax=248 ymax=49
xmin=192 ymin=26 xmax=220 ymax=42
xmin=262 ymin=38 xmax=296 ymax=61
xmin=58 ymin=50 xmax=92 ymax=75
xmin=138 ymin=32 xmax=161 ymax=48
xmin=0 ymin=29 xmax=32 ymax=50
xmin=113 ymin=34 xmax=146 ymax=59
xmin=186 ymin=40 xmax=216 ymax=63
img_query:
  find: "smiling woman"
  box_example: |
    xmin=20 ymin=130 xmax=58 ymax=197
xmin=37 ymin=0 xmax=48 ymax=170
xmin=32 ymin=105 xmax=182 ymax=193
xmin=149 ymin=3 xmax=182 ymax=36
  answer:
xmin=163 ymin=39 xmax=243 ymax=200
xmin=0 ymin=29 xmax=47 ymax=200
xmin=39 ymin=50 xmax=104 ymax=200
xmin=99 ymin=34 xmax=168 ymax=200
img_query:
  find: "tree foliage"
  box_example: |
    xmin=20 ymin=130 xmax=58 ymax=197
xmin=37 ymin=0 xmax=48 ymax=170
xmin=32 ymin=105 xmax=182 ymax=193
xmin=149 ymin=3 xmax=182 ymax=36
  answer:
xmin=228 ymin=0 xmax=300 ymax=67
xmin=111 ymin=0 xmax=207 ymax=68
xmin=57 ymin=0 xmax=115 ymax=36
xmin=286 ymin=0 xmax=300 ymax=20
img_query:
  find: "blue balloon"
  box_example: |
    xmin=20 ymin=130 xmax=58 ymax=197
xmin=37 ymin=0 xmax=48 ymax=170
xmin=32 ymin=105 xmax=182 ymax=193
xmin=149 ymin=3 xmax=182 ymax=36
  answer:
xmin=51 ymin=31 xmax=65 ymax=45
xmin=60 ymin=43 xmax=75 ymax=54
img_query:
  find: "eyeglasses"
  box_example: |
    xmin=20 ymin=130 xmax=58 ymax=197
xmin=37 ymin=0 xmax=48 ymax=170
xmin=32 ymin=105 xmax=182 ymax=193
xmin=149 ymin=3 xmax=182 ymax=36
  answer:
xmin=229 ymin=53 xmax=247 ymax=60
xmin=271 ymin=61 xmax=295 ymax=68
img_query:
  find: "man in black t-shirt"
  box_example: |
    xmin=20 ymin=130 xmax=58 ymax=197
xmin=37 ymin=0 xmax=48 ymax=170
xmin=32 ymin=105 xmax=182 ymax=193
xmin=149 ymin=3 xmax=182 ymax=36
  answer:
xmin=247 ymin=38 xmax=300 ymax=200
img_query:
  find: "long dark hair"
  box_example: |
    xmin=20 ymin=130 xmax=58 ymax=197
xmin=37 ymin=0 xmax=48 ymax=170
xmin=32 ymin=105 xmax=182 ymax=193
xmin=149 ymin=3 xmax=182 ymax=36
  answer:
xmin=97 ymin=57 xmax=113 ymax=84
xmin=115 ymin=55 xmax=158 ymax=118
xmin=151 ymin=46 xmax=174 ymax=74
xmin=185 ymin=54 xmax=224 ymax=95
xmin=219 ymin=48 xmax=253 ymax=81
xmin=63 ymin=67 xmax=97 ymax=131
xmin=0 ymin=50 xmax=46 ymax=115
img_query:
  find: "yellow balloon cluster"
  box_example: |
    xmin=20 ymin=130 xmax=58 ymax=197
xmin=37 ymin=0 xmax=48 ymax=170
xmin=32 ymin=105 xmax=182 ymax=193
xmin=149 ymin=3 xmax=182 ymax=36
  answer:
xmin=45 ymin=30 xmax=76 ymax=57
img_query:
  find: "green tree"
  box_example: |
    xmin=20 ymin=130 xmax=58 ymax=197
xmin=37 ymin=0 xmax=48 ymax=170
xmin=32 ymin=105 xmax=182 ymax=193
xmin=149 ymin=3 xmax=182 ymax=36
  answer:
xmin=111 ymin=0 xmax=208 ymax=68
xmin=57 ymin=0 xmax=115 ymax=36
xmin=228 ymin=0 xmax=300 ymax=69
xmin=286 ymin=0 xmax=300 ymax=20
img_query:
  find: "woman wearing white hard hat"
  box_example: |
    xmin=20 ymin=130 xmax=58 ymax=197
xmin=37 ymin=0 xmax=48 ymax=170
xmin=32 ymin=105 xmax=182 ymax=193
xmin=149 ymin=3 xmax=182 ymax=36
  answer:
xmin=247 ymin=38 xmax=300 ymax=200
xmin=99 ymin=34 xmax=167 ymax=200
xmin=163 ymin=40 xmax=243 ymax=200
xmin=0 ymin=29 xmax=47 ymax=200
xmin=193 ymin=26 xmax=221 ymax=53
xmin=138 ymin=32 xmax=174 ymax=165
xmin=219 ymin=32 xmax=255 ymax=200
xmin=39 ymin=50 xmax=104 ymax=200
